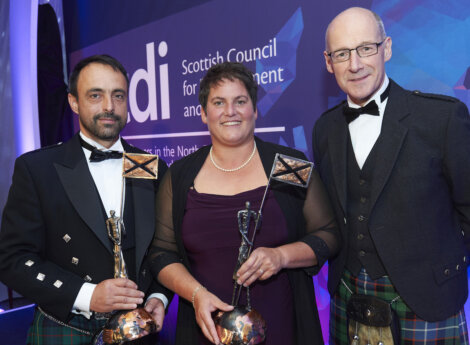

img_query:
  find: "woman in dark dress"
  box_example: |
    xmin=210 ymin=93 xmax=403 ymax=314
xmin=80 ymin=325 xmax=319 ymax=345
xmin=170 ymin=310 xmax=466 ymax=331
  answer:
xmin=146 ymin=62 xmax=340 ymax=345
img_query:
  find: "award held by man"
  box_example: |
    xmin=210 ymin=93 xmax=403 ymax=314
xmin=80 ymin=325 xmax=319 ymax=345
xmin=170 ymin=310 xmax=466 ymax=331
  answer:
xmin=93 ymin=153 xmax=160 ymax=345
xmin=214 ymin=154 xmax=314 ymax=345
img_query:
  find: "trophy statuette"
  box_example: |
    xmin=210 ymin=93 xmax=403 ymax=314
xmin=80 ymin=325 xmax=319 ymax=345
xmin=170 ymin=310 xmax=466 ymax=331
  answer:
xmin=214 ymin=202 xmax=267 ymax=345
xmin=93 ymin=210 xmax=157 ymax=345
xmin=106 ymin=210 xmax=127 ymax=279
xmin=93 ymin=152 xmax=161 ymax=345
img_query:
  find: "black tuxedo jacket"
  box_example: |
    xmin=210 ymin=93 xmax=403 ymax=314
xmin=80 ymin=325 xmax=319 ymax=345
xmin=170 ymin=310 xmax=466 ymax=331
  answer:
xmin=0 ymin=133 xmax=169 ymax=321
xmin=312 ymin=80 xmax=470 ymax=321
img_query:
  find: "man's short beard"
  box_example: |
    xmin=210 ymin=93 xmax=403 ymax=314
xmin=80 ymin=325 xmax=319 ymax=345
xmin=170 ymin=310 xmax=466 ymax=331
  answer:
xmin=83 ymin=112 xmax=126 ymax=141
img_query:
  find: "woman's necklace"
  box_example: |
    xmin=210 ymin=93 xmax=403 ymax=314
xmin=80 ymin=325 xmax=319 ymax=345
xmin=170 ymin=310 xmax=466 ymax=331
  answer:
xmin=210 ymin=142 xmax=257 ymax=173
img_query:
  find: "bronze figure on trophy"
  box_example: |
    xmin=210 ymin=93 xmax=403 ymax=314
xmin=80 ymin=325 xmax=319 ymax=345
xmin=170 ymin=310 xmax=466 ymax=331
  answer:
xmin=93 ymin=153 xmax=161 ymax=345
xmin=214 ymin=201 xmax=267 ymax=345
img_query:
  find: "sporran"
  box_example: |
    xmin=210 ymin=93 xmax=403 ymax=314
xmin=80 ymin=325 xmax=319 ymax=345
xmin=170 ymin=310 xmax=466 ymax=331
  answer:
xmin=342 ymin=279 xmax=400 ymax=345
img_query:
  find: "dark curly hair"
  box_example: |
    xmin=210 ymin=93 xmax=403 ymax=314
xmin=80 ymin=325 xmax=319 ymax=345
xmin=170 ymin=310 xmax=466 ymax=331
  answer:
xmin=198 ymin=62 xmax=257 ymax=112
xmin=68 ymin=54 xmax=129 ymax=98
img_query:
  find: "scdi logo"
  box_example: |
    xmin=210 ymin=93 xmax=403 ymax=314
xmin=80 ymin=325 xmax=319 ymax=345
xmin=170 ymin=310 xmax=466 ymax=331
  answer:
xmin=128 ymin=41 xmax=170 ymax=123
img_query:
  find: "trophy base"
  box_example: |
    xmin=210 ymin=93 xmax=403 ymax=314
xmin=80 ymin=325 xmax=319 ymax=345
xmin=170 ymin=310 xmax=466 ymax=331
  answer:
xmin=92 ymin=308 xmax=158 ymax=345
xmin=214 ymin=306 xmax=266 ymax=345
xmin=92 ymin=329 xmax=106 ymax=345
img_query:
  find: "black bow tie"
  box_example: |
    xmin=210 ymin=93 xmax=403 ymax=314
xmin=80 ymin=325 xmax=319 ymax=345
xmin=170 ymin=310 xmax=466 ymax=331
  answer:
xmin=343 ymin=100 xmax=379 ymax=124
xmin=343 ymin=81 xmax=391 ymax=124
xmin=80 ymin=137 xmax=123 ymax=162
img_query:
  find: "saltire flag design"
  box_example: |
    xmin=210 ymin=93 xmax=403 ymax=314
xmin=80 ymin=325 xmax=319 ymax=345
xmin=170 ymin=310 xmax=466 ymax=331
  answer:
xmin=122 ymin=153 xmax=159 ymax=179
xmin=269 ymin=153 xmax=313 ymax=188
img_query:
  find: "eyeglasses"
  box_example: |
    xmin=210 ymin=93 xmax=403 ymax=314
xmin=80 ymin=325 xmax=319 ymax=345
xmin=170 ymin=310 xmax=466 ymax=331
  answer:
xmin=327 ymin=40 xmax=386 ymax=63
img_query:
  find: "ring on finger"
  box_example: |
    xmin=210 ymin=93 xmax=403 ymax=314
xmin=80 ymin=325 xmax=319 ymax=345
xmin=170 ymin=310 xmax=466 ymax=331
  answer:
xmin=259 ymin=268 xmax=264 ymax=274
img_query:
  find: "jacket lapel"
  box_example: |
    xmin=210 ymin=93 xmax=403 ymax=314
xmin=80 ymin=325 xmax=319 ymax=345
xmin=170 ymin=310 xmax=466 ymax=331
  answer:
xmin=54 ymin=134 xmax=113 ymax=253
xmin=328 ymin=109 xmax=349 ymax=216
xmin=369 ymin=80 xmax=410 ymax=209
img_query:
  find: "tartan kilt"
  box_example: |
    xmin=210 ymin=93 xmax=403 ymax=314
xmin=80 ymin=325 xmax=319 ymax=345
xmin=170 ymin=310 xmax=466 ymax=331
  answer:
xmin=330 ymin=269 xmax=469 ymax=345
xmin=26 ymin=307 xmax=106 ymax=345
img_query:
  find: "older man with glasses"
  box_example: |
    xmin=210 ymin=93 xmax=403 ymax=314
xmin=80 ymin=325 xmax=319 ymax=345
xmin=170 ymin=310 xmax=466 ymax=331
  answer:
xmin=312 ymin=6 xmax=470 ymax=345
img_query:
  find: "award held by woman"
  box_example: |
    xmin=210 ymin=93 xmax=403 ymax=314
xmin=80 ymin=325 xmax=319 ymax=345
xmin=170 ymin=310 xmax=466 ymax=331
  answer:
xmin=214 ymin=201 xmax=267 ymax=345
xmin=93 ymin=153 xmax=160 ymax=345
xmin=214 ymin=154 xmax=313 ymax=345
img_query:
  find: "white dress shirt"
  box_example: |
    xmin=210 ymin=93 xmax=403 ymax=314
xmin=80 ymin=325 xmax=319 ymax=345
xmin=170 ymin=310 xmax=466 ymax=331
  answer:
xmin=73 ymin=133 xmax=167 ymax=318
xmin=347 ymin=75 xmax=390 ymax=169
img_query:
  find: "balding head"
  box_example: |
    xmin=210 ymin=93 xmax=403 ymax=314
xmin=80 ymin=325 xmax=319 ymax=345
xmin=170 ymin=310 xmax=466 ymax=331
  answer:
xmin=325 ymin=7 xmax=386 ymax=51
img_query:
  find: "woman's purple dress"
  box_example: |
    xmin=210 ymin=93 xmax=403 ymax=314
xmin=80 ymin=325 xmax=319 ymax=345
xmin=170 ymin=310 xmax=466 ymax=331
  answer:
xmin=181 ymin=186 xmax=295 ymax=345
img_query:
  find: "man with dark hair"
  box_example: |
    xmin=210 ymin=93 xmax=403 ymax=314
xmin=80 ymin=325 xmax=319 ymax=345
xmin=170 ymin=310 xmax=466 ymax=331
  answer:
xmin=313 ymin=7 xmax=470 ymax=344
xmin=68 ymin=54 xmax=130 ymax=99
xmin=0 ymin=54 xmax=169 ymax=344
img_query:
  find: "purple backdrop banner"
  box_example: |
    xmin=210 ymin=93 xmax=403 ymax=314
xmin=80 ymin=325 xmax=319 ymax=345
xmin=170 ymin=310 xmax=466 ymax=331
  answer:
xmin=70 ymin=0 xmax=371 ymax=164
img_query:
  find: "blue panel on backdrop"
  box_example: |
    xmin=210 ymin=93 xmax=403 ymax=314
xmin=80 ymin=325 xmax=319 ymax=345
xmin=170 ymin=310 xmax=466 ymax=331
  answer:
xmin=374 ymin=0 xmax=470 ymax=105
xmin=256 ymin=7 xmax=303 ymax=117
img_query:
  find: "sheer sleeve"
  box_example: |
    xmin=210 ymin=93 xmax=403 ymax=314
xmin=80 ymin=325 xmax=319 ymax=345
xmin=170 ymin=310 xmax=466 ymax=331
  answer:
xmin=300 ymin=168 xmax=341 ymax=274
xmin=148 ymin=170 xmax=182 ymax=279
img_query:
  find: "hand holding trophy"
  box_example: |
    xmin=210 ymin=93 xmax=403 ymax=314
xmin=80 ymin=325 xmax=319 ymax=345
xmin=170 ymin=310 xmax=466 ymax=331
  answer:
xmin=93 ymin=153 xmax=161 ymax=345
xmin=214 ymin=154 xmax=314 ymax=345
